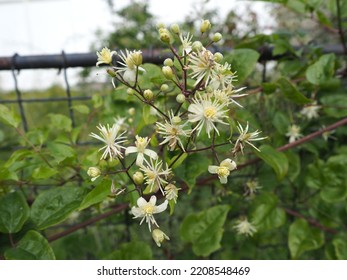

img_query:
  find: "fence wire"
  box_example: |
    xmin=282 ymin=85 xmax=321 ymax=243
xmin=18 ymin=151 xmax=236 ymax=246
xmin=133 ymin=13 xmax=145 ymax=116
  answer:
xmin=0 ymin=45 xmax=344 ymax=133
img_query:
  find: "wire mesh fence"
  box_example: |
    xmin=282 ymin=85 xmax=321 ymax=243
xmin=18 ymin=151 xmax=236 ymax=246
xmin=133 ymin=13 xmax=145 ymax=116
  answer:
xmin=0 ymin=45 xmax=344 ymax=134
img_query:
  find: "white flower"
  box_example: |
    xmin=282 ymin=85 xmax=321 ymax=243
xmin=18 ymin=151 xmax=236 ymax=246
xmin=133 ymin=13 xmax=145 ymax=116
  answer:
xmin=125 ymin=135 xmax=158 ymax=166
xmin=208 ymin=158 xmax=237 ymax=184
xmin=164 ymin=183 xmax=181 ymax=203
xmin=210 ymin=62 xmax=237 ymax=90
xmin=179 ymin=32 xmax=193 ymax=55
xmin=96 ymin=47 xmax=117 ymax=67
xmin=114 ymin=49 xmax=145 ymax=83
xmin=234 ymin=122 xmax=267 ymax=154
xmin=188 ymin=48 xmax=215 ymax=86
xmin=131 ymin=195 xmax=168 ymax=232
xmin=233 ymin=217 xmax=257 ymax=237
xmin=90 ymin=123 xmax=127 ymax=161
xmin=188 ymin=93 xmax=229 ymax=137
xmin=152 ymin=229 xmax=170 ymax=247
xmin=300 ymin=102 xmax=321 ymax=120
xmin=224 ymin=85 xmax=248 ymax=108
xmin=286 ymin=124 xmax=302 ymax=143
xmin=156 ymin=111 xmax=191 ymax=151
xmin=140 ymin=159 xmax=172 ymax=194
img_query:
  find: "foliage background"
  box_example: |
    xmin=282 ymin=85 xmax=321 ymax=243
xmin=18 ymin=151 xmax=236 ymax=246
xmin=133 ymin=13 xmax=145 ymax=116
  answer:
xmin=1 ymin=0 xmax=347 ymax=260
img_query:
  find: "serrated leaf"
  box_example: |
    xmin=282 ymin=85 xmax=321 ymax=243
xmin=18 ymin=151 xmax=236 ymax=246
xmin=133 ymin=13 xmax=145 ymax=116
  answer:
xmin=175 ymin=153 xmax=210 ymax=192
xmin=254 ymin=145 xmax=288 ymax=180
xmin=224 ymin=49 xmax=260 ymax=84
xmin=277 ymin=77 xmax=311 ymax=104
xmin=180 ymin=205 xmax=230 ymax=257
xmin=105 ymin=241 xmax=152 ymax=260
xmin=79 ymin=179 xmax=111 ymax=210
xmin=0 ymin=104 xmax=21 ymax=128
xmin=250 ymin=192 xmax=286 ymax=231
xmin=288 ymin=218 xmax=324 ymax=259
xmin=31 ymin=186 xmax=85 ymax=229
xmin=306 ymin=53 xmax=335 ymax=85
xmin=0 ymin=192 xmax=30 ymax=233
xmin=5 ymin=230 xmax=55 ymax=260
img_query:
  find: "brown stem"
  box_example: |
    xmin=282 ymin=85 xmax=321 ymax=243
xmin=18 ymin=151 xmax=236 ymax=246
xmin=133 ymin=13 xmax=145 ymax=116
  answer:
xmin=284 ymin=208 xmax=338 ymax=234
xmin=47 ymin=203 xmax=128 ymax=242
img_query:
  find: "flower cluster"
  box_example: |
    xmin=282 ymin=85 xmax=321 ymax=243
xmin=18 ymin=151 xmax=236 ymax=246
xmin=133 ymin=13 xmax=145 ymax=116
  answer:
xmin=90 ymin=20 xmax=267 ymax=247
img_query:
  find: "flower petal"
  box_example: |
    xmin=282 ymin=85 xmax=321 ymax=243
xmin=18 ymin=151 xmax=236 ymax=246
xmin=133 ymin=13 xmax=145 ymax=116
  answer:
xmin=208 ymin=165 xmax=218 ymax=174
xmin=137 ymin=197 xmax=148 ymax=207
xmin=154 ymin=199 xmax=168 ymax=213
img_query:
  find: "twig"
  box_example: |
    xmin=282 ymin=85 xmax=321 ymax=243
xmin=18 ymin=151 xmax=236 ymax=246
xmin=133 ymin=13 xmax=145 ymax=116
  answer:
xmin=284 ymin=208 xmax=338 ymax=234
xmin=47 ymin=203 xmax=128 ymax=243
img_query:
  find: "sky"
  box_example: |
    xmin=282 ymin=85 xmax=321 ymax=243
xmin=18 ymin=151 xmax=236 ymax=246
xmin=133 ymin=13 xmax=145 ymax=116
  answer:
xmin=0 ymin=0 xmax=272 ymax=90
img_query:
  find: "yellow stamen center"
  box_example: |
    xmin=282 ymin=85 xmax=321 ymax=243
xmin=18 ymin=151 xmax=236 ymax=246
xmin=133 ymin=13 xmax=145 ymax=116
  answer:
xmin=204 ymin=106 xmax=217 ymax=119
xmin=143 ymin=204 xmax=154 ymax=214
xmin=217 ymin=166 xmax=229 ymax=177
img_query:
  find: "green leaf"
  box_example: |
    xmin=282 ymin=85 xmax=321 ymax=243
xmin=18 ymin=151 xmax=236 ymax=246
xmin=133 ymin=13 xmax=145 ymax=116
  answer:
xmin=0 ymin=104 xmax=21 ymax=128
xmin=285 ymin=151 xmax=301 ymax=182
xmin=32 ymin=166 xmax=58 ymax=179
xmin=48 ymin=113 xmax=72 ymax=132
xmin=4 ymin=149 xmax=33 ymax=169
xmin=72 ymin=105 xmax=90 ymax=114
xmin=0 ymin=192 xmax=30 ymax=233
xmin=306 ymin=54 xmax=336 ymax=85
xmin=332 ymin=236 xmax=347 ymax=260
xmin=321 ymin=94 xmax=347 ymax=118
xmin=250 ymin=192 xmax=286 ymax=231
xmin=175 ymin=153 xmax=210 ymax=192
xmin=4 ymin=230 xmax=55 ymax=260
xmin=254 ymin=145 xmax=289 ymax=180
xmin=105 ymin=241 xmax=152 ymax=260
xmin=224 ymin=49 xmax=260 ymax=84
xmin=79 ymin=179 xmax=111 ymax=210
xmin=262 ymin=82 xmax=278 ymax=94
xmin=277 ymin=77 xmax=311 ymax=104
xmin=31 ymin=186 xmax=85 ymax=229
xmin=168 ymin=152 xmax=187 ymax=169
xmin=180 ymin=205 xmax=230 ymax=257
xmin=272 ymin=111 xmax=290 ymax=134
xmin=142 ymin=105 xmax=157 ymax=125
xmin=47 ymin=142 xmax=76 ymax=164
xmin=288 ymin=219 xmax=324 ymax=259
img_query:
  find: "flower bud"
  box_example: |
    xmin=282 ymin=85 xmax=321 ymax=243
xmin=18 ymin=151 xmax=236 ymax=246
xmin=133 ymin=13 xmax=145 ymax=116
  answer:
xmin=144 ymin=89 xmax=154 ymax=101
xmin=170 ymin=23 xmax=180 ymax=34
xmin=156 ymin=23 xmax=165 ymax=30
xmin=200 ymin=19 xmax=211 ymax=33
xmin=213 ymin=52 xmax=223 ymax=63
xmin=131 ymin=51 xmax=143 ymax=66
xmin=176 ymin=93 xmax=185 ymax=103
xmin=106 ymin=68 xmax=117 ymax=77
xmin=162 ymin=66 xmax=174 ymax=80
xmin=152 ymin=229 xmax=170 ymax=247
xmin=87 ymin=167 xmax=101 ymax=182
xmin=127 ymin=88 xmax=135 ymax=95
xmin=133 ymin=171 xmax=144 ymax=185
xmin=171 ymin=116 xmax=181 ymax=125
xmin=160 ymin=84 xmax=169 ymax=92
xmin=212 ymin=32 xmax=222 ymax=43
xmin=192 ymin=41 xmax=203 ymax=52
xmin=128 ymin=107 xmax=136 ymax=116
xmin=163 ymin=58 xmax=174 ymax=67
xmin=159 ymin=28 xmax=171 ymax=44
